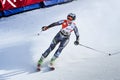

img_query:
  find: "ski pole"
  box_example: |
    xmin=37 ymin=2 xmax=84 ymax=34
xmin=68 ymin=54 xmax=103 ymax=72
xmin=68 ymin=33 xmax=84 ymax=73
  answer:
xmin=37 ymin=30 xmax=42 ymax=36
xmin=79 ymin=44 xmax=108 ymax=55
xmin=109 ymin=51 xmax=120 ymax=56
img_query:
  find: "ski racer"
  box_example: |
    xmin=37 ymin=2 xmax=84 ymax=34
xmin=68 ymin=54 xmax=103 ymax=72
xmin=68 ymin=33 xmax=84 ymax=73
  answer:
xmin=37 ymin=13 xmax=80 ymax=71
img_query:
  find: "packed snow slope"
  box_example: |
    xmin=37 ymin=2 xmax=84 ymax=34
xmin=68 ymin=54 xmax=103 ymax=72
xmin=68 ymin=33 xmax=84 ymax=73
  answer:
xmin=0 ymin=0 xmax=120 ymax=80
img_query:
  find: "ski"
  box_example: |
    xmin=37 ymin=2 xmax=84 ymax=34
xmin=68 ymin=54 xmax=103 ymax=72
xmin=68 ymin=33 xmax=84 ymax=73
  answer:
xmin=36 ymin=64 xmax=55 ymax=72
xmin=49 ymin=66 xmax=55 ymax=71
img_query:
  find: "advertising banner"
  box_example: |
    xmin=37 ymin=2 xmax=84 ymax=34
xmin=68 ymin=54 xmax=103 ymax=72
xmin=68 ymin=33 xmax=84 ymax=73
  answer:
xmin=0 ymin=0 xmax=44 ymax=10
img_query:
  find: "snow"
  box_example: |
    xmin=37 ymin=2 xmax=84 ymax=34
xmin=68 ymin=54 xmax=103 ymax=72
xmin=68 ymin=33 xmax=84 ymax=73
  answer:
xmin=0 ymin=0 xmax=120 ymax=80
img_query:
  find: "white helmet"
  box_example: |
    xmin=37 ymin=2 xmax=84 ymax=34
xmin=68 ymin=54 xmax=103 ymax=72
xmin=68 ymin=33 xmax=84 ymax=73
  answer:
xmin=67 ymin=13 xmax=76 ymax=20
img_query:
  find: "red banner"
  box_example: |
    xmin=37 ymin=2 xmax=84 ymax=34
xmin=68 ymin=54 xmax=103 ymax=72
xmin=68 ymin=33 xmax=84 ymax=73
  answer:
xmin=0 ymin=0 xmax=44 ymax=11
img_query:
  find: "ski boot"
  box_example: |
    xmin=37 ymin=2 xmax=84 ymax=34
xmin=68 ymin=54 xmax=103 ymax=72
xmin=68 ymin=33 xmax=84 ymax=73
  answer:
xmin=37 ymin=64 xmax=41 ymax=71
xmin=49 ymin=56 xmax=57 ymax=70
xmin=49 ymin=62 xmax=55 ymax=70
xmin=37 ymin=56 xmax=44 ymax=71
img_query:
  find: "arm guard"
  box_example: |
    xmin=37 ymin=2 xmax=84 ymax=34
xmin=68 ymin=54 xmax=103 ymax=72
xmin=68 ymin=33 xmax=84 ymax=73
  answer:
xmin=47 ymin=21 xmax=63 ymax=29
xmin=74 ymin=26 xmax=80 ymax=41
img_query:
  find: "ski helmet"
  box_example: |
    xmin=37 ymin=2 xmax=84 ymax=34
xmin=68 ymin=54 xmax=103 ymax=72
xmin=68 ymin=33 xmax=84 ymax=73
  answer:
xmin=67 ymin=13 xmax=76 ymax=20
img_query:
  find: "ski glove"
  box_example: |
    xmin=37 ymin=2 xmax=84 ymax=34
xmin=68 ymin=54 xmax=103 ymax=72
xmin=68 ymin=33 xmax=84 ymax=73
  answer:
xmin=42 ymin=26 xmax=48 ymax=31
xmin=74 ymin=40 xmax=79 ymax=45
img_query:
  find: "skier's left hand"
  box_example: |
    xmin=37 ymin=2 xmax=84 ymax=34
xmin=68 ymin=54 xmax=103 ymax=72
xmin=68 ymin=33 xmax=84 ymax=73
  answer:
xmin=74 ymin=40 xmax=79 ymax=45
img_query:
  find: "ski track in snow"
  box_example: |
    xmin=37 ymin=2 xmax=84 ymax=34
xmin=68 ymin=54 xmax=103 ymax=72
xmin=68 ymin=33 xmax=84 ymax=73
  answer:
xmin=0 ymin=0 xmax=120 ymax=80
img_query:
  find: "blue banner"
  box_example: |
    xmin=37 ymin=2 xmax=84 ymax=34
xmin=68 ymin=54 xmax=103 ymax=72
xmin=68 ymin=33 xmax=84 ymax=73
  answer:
xmin=0 ymin=12 xmax=3 ymax=17
xmin=23 ymin=3 xmax=41 ymax=11
xmin=3 ymin=7 xmax=24 ymax=16
xmin=44 ymin=0 xmax=66 ymax=6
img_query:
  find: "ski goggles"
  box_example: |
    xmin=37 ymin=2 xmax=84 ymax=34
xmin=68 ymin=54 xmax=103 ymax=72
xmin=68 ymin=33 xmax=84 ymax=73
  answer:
xmin=67 ymin=16 xmax=74 ymax=21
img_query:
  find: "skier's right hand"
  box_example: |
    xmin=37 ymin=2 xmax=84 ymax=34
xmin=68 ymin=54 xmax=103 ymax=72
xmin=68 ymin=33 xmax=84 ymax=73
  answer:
xmin=42 ymin=26 xmax=48 ymax=31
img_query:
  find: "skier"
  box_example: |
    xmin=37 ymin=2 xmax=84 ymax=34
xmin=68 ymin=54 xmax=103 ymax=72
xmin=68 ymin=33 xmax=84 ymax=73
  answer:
xmin=37 ymin=13 xmax=80 ymax=71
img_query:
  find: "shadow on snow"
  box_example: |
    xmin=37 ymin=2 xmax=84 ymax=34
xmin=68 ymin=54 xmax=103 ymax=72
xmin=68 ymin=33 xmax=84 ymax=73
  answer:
xmin=0 ymin=42 xmax=36 ymax=80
